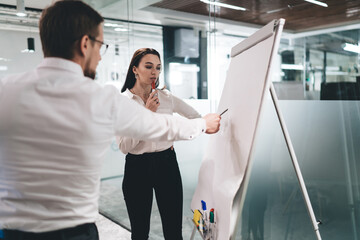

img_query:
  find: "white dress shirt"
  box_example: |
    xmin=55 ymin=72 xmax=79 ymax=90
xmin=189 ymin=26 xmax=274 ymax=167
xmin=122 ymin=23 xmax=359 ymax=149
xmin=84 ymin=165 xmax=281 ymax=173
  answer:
xmin=0 ymin=58 xmax=206 ymax=232
xmin=118 ymin=89 xmax=201 ymax=154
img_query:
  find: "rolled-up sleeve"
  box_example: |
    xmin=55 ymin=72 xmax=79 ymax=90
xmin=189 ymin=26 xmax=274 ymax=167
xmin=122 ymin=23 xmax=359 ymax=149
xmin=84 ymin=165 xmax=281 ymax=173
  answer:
xmin=171 ymin=94 xmax=201 ymax=119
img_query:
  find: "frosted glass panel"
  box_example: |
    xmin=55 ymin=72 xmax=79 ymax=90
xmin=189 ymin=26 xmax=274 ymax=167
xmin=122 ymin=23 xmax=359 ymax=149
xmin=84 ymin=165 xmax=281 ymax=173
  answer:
xmin=238 ymin=100 xmax=360 ymax=239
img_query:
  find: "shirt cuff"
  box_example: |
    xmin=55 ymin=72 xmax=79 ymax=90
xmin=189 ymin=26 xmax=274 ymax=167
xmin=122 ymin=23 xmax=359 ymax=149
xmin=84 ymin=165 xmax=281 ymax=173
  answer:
xmin=189 ymin=118 xmax=206 ymax=139
xmin=201 ymin=118 xmax=206 ymax=133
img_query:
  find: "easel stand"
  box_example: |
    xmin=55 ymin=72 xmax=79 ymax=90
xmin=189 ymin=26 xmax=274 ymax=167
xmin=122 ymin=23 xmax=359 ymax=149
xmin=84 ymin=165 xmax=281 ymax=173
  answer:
xmin=190 ymin=223 xmax=204 ymax=240
xmin=190 ymin=87 xmax=321 ymax=240
xmin=190 ymin=84 xmax=322 ymax=240
xmin=190 ymin=18 xmax=321 ymax=240
xmin=269 ymin=83 xmax=322 ymax=240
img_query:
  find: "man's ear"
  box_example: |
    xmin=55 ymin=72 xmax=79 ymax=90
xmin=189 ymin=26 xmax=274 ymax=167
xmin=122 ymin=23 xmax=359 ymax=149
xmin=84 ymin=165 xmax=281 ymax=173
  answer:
xmin=79 ymin=35 xmax=89 ymax=57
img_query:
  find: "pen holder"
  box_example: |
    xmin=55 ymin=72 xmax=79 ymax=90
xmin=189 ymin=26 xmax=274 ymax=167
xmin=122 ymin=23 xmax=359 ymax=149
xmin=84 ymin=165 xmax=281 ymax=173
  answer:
xmin=190 ymin=214 xmax=217 ymax=240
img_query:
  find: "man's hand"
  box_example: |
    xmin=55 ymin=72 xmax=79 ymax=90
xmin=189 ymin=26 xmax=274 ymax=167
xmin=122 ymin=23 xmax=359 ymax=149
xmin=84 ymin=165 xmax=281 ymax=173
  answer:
xmin=203 ymin=113 xmax=221 ymax=134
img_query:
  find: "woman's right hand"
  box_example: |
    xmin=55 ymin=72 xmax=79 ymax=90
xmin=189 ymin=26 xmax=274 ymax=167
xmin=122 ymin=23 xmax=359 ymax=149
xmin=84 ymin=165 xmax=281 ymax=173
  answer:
xmin=145 ymin=90 xmax=160 ymax=112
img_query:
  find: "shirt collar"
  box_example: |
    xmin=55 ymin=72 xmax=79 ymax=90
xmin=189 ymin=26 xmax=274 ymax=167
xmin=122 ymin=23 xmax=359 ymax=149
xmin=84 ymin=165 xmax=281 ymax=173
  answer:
xmin=124 ymin=88 xmax=136 ymax=99
xmin=38 ymin=57 xmax=84 ymax=77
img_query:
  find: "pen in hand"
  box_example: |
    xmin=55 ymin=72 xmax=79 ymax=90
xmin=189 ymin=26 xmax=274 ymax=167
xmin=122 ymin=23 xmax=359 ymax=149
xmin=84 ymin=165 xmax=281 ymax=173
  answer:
xmin=219 ymin=108 xmax=228 ymax=116
xmin=152 ymin=80 xmax=158 ymax=97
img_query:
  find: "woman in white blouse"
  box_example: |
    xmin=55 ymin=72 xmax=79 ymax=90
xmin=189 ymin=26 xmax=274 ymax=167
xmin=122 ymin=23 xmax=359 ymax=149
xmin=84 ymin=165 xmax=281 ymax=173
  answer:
xmin=118 ymin=48 xmax=201 ymax=240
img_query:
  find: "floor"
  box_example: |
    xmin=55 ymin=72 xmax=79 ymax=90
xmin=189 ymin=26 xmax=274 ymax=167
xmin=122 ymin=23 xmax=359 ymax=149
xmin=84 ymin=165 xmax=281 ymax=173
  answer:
xmin=96 ymin=214 xmax=131 ymax=240
xmin=99 ymin=176 xmax=203 ymax=240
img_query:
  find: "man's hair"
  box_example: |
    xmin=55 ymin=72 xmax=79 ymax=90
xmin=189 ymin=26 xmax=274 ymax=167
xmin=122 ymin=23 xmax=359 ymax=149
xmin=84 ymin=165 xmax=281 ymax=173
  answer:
xmin=39 ymin=0 xmax=104 ymax=59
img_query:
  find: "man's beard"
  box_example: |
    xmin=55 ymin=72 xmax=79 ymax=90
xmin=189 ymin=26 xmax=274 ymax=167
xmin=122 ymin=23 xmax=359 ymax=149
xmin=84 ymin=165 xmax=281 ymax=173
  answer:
xmin=84 ymin=59 xmax=96 ymax=80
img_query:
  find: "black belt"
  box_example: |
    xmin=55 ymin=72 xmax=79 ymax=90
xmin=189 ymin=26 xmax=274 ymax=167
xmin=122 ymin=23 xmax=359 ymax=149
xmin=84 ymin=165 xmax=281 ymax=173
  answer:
xmin=3 ymin=222 xmax=97 ymax=240
xmin=127 ymin=146 xmax=174 ymax=158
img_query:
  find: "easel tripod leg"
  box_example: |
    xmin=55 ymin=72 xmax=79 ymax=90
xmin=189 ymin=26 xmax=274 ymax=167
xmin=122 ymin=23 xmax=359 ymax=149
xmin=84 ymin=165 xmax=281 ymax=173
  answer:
xmin=190 ymin=226 xmax=197 ymax=240
xmin=269 ymin=83 xmax=322 ymax=240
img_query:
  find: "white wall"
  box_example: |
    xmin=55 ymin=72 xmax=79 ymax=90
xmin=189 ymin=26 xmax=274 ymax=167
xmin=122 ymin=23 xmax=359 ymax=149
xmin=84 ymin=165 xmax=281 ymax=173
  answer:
xmin=0 ymin=29 xmax=43 ymax=78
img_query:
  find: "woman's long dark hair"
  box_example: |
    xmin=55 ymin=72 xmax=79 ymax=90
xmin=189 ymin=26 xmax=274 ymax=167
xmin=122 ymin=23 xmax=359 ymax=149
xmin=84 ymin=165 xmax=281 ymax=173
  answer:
xmin=121 ymin=48 xmax=161 ymax=93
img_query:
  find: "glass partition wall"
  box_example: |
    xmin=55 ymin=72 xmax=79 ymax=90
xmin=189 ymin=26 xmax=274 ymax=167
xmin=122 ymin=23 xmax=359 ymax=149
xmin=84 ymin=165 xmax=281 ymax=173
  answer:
xmin=194 ymin=13 xmax=360 ymax=240
xmin=1 ymin=3 xmax=360 ymax=239
xmin=275 ymin=29 xmax=360 ymax=101
xmin=235 ymin=30 xmax=360 ymax=240
xmin=97 ymin=21 xmax=164 ymax=90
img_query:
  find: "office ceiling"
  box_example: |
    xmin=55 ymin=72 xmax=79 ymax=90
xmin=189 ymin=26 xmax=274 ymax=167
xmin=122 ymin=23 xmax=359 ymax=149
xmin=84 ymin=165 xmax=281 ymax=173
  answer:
xmin=0 ymin=0 xmax=359 ymax=32
xmin=151 ymin=0 xmax=360 ymax=32
xmin=0 ymin=0 xmax=359 ymax=56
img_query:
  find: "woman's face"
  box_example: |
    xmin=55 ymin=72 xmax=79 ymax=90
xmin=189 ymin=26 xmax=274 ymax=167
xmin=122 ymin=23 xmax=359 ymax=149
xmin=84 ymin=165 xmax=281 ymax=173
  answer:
xmin=133 ymin=54 xmax=161 ymax=86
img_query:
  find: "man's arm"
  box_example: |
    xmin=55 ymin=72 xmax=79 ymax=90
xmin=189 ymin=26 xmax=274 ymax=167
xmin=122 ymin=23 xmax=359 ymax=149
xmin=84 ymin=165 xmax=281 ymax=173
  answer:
xmin=203 ymin=113 xmax=221 ymax=134
xmin=112 ymin=92 xmax=220 ymax=141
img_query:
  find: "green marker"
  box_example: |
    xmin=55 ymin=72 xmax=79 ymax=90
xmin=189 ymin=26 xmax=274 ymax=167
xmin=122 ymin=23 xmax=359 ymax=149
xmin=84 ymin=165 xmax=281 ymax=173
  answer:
xmin=210 ymin=209 xmax=214 ymax=223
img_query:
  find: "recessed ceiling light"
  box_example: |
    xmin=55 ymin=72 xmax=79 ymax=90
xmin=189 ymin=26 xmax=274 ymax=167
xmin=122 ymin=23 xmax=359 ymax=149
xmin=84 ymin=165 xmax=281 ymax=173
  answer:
xmin=16 ymin=0 xmax=27 ymax=17
xmin=0 ymin=66 xmax=8 ymax=71
xmin=114 ymin=28 xmax=128 ymax=32
xmin=342 ymin=43 xmax=360 ymax=53
xmin=104 ymin=23 xmax=122 ymax=28
xmin=21 ymin=49 xmax=34 ymax=53
xmin=0 ymin=57 xmax=11 ymax=62
xmin=16 ymin=12 xmax=27 ymax=17
xmin=304 ymin=0 xmax=328 ymax=7
xmin=200 ymin=0 xmax=246 ymax=11
xmin=281 ymin=64 xmax=304 ymax=70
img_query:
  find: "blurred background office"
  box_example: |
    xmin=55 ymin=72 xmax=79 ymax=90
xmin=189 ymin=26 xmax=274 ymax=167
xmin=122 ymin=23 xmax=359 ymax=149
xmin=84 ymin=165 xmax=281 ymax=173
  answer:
xmin=1 ymin=0 xmax=360 ymax=239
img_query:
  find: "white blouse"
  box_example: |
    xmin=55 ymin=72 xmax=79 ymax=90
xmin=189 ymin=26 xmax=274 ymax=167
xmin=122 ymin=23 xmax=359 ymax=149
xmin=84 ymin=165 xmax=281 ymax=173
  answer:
xmin=118 ymin=88 xmax=202 ymax=154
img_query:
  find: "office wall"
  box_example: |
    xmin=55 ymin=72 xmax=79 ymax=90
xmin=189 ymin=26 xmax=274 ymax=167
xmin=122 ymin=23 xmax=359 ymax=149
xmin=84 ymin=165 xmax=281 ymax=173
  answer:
xmin=0 ymin=29 xmax=43 ymax=78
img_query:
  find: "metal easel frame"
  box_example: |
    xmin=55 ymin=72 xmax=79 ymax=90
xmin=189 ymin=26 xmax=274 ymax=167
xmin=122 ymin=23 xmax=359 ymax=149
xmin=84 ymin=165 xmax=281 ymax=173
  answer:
xmin=191 ymin=18 xmax=322 ymax=239
xmin=269 ymin=83 xmax=322 ymax=240
xmin=190 ymin=85 xmax=322 ymax=240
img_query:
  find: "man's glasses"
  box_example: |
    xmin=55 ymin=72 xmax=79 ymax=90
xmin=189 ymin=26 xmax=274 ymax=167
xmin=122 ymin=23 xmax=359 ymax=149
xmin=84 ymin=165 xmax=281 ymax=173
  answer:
xmin=88 ymin=36 xmax=109 ymax=56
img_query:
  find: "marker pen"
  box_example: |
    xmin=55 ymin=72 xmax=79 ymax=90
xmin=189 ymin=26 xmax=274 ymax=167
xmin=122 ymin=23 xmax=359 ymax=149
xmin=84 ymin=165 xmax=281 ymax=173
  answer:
xmin=193 ymin=209 xmax=202 ymax=229
xmin=210 ymin=208 xmax=214 ymax=223
xmin=201 ymin=200 xmax=208 ymax=221
xmin=220 ymin=108 xmax=228 ymax=116
xmin=151 ymin=80 xmax=158 ymax=99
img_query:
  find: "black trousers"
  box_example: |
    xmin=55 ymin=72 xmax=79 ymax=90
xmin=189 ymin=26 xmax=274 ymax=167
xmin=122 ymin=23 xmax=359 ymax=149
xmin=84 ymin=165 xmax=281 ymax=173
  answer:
xmin=123 ymin=148 xmax=183 ymax=240
xmin=3 ymin=223 xmax=98 ymax=240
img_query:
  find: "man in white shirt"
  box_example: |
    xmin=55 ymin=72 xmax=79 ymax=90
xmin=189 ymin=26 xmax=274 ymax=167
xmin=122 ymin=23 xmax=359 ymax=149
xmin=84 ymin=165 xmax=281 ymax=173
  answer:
xmin=0 ymin=1 xmax=220 ymax=240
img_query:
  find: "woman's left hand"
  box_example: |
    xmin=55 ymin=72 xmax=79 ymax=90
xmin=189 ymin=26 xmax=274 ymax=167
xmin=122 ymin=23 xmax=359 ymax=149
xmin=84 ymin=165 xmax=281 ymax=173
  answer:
xmin=146 ymin=90 xmax=160 ymax=112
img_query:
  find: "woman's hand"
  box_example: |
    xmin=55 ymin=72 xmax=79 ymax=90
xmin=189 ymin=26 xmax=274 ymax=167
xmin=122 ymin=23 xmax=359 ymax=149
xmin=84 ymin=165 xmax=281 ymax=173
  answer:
xmin=145 ymin=90 xmax=160 ymax=112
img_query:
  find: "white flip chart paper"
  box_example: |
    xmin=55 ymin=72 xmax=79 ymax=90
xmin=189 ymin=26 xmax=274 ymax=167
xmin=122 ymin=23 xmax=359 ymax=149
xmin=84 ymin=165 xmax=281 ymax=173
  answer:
xmin=191 ymin=19 xmax=285 ymax=240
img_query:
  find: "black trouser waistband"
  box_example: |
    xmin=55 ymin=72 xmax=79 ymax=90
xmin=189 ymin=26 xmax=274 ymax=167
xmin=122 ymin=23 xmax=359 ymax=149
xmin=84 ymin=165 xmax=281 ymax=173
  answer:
xmin=3 ymin=223 xmax=98 ymax=240
xmin=127 ymin=147 xmax=174 ymax=158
